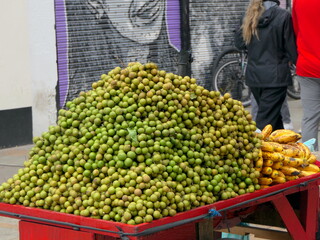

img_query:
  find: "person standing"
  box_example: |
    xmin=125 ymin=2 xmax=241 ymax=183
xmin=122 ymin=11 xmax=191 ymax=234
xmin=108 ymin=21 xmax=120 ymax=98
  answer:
xmin=249 ymin=0 xmax=294 ymax=131
xmin=250 ymin=94 xmax=294 ymax=130
xmin=292 ymin=0 xmax=320 ymax=150
xmin=234 ymin=0 xmax=297 ymax=131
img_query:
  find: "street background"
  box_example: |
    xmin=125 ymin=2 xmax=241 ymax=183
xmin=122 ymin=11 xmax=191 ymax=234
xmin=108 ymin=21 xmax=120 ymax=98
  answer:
xmin=0 ymin=97 xmax=316 ymax=240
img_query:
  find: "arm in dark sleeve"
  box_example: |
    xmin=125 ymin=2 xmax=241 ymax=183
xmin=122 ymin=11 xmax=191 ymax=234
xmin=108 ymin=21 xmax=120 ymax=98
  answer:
xmin=284 ymin=13 xmax=298 ymax=64
xmin=234 ymin=27 xmax=246 ymax=50
xmin=234 ymin=18 xmax=246 ymax=50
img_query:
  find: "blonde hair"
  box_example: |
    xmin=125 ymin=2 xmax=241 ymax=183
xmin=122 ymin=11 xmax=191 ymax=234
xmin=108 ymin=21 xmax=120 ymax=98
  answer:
xmin=242 ymin=0 xmax=265 ymax=44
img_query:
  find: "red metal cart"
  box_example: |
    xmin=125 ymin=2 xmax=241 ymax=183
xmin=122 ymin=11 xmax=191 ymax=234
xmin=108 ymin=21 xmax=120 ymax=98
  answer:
xmin=0 ymin=173 xmax=319 ymax=240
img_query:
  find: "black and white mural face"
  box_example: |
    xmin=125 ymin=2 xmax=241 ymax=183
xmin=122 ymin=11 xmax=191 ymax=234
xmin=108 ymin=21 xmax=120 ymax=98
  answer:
xmin=86 ymin=1 xmax=165 ymax=43
xmin=55 ymin=0 xmax=181 ymax=108
xmin=55 ymin=0 xmax=253 ymax=109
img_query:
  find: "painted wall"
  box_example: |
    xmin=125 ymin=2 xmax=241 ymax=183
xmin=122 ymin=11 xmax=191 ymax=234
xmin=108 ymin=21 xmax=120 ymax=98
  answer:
xmin=0 ymin=0 xmax=293 ymax=148
xmin=2 ymin=0 xmax=249 ymax=147
xmin=0 ymin=1 xmax=58 ymax=147
xmin=55 ymin=0 xmax=181 ymax=108
xmin=0 ymin=2 xmax=32 ymax=110
xmin=190 ymin=0 xmax=248 ymax=89
xmin=0 ymin=1 xmax=34 ymax=148
xmin=55 ymin=0 xmax=253 ymax=109
xmin=27 ymin=0 xmax=58 ymax=138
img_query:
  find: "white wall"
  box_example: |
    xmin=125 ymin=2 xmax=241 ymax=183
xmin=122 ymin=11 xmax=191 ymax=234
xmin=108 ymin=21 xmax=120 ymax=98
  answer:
xmin=0 ymin=1 xmax=57 ymax=138
xmin=27 ymin=1 xmax=58 ymax=137
xmin=0 ymin=2 xmax=32 ymax=110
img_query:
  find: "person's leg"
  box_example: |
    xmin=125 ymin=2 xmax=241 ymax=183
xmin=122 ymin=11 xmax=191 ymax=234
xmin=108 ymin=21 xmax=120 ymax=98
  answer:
xmin=255 ymin=92 xmax=293 ymax=129
xmin=250 ymin=93 xmax=258 ymax=121
xmin=281 ymin=96 xmax=294 ymax=130
xmin=299 ymin=76 xmax=320 ymax=151
xmin=252 ymin=87 xmax=287 ymax=131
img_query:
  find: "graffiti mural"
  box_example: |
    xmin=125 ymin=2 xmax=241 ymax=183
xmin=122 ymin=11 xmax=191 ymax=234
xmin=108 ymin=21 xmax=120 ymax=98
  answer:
xmin=190 ymin=1 xmax=248 ymax=89
xmin=55 ymin=0 xmax=181 ymax=108
xmin=55 ymin=0 xmax=250 ymax=109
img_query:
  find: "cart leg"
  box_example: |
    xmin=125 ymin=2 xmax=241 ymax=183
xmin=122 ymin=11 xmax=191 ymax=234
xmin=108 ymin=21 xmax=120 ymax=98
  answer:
xmin=299 ymin=185 xmax=319 ymax=240
xmin=272 ymin=196 xmax=309 ymax=240
xmin=213 ymin=231 xmax=222 ymax=240
xmin=197 ymin=219 xmax=214 ymax=240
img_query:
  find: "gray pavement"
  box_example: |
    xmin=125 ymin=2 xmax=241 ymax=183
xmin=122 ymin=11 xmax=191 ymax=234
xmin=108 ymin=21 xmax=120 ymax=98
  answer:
xmin=0 ymin=144 xmax=32 ymax=240
xmin=0 ymin=97 xmax=314 ymax=239
xmin=283 ymin=96 xmax=304 ymax=133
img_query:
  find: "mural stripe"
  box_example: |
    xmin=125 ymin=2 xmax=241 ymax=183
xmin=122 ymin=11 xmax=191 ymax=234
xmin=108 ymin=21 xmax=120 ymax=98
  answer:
xmin=166 ymin=0 xmax=181 ymax=51
xmin=54 ymin=0 xmax=69 ymax=108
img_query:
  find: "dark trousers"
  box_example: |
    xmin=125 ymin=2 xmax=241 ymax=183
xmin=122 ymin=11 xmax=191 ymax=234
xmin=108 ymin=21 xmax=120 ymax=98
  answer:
xmin=250 ymin=87 xmax=287 ymax=131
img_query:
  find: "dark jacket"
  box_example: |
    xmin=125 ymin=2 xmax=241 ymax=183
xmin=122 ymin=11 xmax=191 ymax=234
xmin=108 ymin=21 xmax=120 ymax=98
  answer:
xmin=234 ymin=6 xmax=297 ymax=88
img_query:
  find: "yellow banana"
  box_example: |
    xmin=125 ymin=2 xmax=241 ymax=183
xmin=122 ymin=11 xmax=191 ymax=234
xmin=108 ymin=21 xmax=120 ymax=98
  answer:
xmin=262 ymin=166 xmax=273 ymax=175
xmin=299 ymin=170 xmax=317 ymax=178
xmin=283 ymin=156 xmax=304 ymax=167
xmin=255 ymin=158 xmax=264 ymax=168
xmin=307 ymin=154 xmax=317 ymax=164
xmin=269 ymin=129 xmax=301 ymax=144
xmin=269 ymin=142 xmax=284 ymax=152
xmin=270 ymin=169 xmax=279 ymax=178
xmin=298 ymin=163 xmax=320 ymax=172
xmin=287 ymin=143 xmax=306 ymax=158
xmin=263 ymin=159 xmax=274 ymax=167
xmin=272 ymin=161 xmax=283 ymax=170
xmin=283 ymin=157 xmax=290 ymax=165
xmin=281 ymin=143 xmax=301 ymax=157
xmin=272 ymin=135 xmax=301 ymax=144
xmin=272 ymin=177 xmax=286 ymax=184
xmin=258 ymin=177 xmax=273 ymax=185
xmin=297 ymin=142 xmax=311 ymax=160
xmin=261 ymin=124 xmax=273 ymax=140
xmin=260 ymin=185 xmax=270 ymax=189
xmin=269 ymin=129 xmax=301 ymax=139
xmin=261 ymin=141 xmax=274 ymax=152
xmin=280 ymin=166 xmax=300 ymax=176
xmin=285 ymin=175 xmax=299 ymax=181
xmin=262 ymin=151 xmax=284 ymax=162
xmin=278 ymin=171 xmax=285 ymax=178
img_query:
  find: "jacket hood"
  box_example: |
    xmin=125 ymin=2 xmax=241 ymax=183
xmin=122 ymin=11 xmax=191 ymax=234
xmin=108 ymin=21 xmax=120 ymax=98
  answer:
xmin=258 ymin=7 xmax=277 ymax=28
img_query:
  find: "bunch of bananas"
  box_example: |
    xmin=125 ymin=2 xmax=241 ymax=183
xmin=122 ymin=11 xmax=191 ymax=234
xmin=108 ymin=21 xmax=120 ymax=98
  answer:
xmin=255 ymin=124 xmax=319 ymax=188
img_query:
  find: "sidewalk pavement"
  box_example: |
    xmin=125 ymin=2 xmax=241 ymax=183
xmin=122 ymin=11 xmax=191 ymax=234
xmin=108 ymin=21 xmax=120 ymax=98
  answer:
xmin=0 ymin=144 xmax=32 ymax=240
xmin=0 ymin=98 xmax=313 ymax=239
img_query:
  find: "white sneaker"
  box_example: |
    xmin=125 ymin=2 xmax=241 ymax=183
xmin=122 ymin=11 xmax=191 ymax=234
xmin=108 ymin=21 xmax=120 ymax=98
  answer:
xmin=283 ymin=122 xmax=294 ymax=130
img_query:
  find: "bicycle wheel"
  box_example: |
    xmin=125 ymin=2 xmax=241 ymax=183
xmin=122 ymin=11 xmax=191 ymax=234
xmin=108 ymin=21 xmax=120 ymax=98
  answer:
xmin=209 ymin=47 xmax=243 ymax=91
xmin=213 ymin=47 xmax=242 ymax=71
xmin=213 ymin=60 xmax=251 ymax=107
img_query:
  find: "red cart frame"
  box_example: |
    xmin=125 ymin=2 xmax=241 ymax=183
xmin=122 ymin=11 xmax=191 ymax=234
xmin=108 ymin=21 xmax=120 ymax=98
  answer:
xmin=0 ymin=173 xmax=319 ymax=240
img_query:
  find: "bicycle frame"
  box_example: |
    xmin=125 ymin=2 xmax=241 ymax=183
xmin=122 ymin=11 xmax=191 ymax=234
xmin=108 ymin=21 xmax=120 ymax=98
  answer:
xmin=239 ymin=50 xmax=248 ymax=76
xmin=212 ymin=47 xmax=251 ymax=107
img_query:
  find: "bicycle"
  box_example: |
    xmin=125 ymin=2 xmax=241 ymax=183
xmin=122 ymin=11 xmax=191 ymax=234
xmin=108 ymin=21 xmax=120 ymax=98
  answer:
xmin=212 ymin=47 xmax=251 ymax=107
xmin=211 ymin=47 xmax=300 ymax=107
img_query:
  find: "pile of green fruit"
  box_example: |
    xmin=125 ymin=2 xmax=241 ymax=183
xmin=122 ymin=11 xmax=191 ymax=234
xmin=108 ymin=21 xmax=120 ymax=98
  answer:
xmin=0 ymin=62 xmax=261 ymax=224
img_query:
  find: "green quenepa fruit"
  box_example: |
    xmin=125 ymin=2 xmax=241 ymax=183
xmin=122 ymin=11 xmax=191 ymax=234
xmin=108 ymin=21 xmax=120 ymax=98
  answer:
xmin=0 ymin=62 xmax=261 ymax=224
